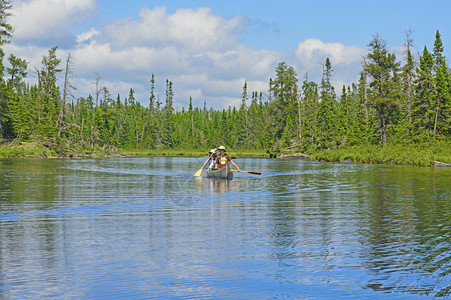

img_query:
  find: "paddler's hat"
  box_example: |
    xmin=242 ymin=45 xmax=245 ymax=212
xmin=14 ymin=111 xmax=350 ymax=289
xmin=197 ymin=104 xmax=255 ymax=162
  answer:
xmin=209 ymin=149 xmax=216 ymax=153
xmin=218 ymin=145 xmax=226 ymax=151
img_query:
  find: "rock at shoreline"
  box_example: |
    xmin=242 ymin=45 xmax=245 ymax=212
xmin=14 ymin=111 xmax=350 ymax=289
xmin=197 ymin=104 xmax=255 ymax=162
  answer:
xmin=277 ymin=153 xmax=311 ymax=160
xmin=341 ymin=158 xmax=354 ymax=164
xmin=434 ymin=161 xmax=451 ymax=167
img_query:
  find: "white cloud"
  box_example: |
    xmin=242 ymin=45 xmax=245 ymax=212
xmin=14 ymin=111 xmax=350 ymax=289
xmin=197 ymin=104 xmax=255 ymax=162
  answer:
xmin=76 ymin=28 xmax=99 ymax=44
xmin=5 ymin=4 xmax=367 ymax=109
xmin=102 ymin=6 xmax=248 ymax=53
xmin=295 ymin=38 xmax=365 ymax=67
xmin=203 ymin=45 xmax=280 ymax=81
xmin=11 ymin=0 xmax=96 ymax=41
xmin=291 ymin=39 xmax=366 ymax=91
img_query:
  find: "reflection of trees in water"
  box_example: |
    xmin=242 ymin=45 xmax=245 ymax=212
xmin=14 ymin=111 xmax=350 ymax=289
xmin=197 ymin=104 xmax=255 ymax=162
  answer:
xmin=358 ymin=167 xmax=451 ymax=297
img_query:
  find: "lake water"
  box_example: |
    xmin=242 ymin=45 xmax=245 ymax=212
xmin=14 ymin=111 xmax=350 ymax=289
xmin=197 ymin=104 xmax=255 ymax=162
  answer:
xmin=1 ymin=157 xmax=451 ymax=299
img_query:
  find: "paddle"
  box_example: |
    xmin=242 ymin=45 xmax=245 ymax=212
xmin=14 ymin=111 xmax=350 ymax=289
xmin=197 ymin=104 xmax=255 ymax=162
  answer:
xmin=232 ymin=170 xmax=262 ymax=175
xmin=194 ymin=153 xmax=214 ymax=177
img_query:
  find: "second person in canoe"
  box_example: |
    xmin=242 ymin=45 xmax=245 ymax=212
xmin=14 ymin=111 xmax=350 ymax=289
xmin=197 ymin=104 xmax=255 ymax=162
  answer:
xmin=215 ymin=145 xmax=241 ymax=172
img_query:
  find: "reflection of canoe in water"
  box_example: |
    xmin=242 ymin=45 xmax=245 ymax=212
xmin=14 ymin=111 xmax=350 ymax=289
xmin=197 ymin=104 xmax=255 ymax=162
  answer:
xmin=205 ymin=165 xmax=233 ymax=179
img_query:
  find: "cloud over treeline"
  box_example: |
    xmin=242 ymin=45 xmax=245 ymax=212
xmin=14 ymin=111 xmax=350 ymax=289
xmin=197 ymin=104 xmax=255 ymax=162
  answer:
xmin=7 ymin=1 xmax=365 ymax=109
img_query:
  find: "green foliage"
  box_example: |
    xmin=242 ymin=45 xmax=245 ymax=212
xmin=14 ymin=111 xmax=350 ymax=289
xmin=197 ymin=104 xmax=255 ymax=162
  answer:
xmin=0 ymin=0 xmax=450 ymax=166
xmin=316 ymin=57 xmax=337 ymax=149
xmin=307 ymin=141 xmax=451 ymax=165
xmin=365 ymin=34 xmax=401 ymax=145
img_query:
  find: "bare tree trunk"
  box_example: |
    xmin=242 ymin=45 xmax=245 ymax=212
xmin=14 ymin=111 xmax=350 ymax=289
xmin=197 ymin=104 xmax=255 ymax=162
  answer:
xmin=34 ymin=67 xmax=43 ymax=124
xmin=407 ymin=72 xmax=412 ymax=125
xmin=405 ymin=29 xmax=414 ymax=130
xmin=95 ymin=73 xmax=102 ymax=107
xmin=58 ymin=53 xmax=73 ymax=138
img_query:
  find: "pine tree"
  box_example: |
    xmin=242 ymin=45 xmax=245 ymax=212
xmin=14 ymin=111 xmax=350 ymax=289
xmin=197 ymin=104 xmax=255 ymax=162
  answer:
xmin=433 ymin=30 xmax=444 ymax=68
xmin=434 ymin=62 xmax=449 ymax=140
xmin=413 ymin=46 xmax=435 ymax=141
xmin=300 ymin=73 xmax=319 ymax=149
xmin=365 ymin=34 xmax=401 ymax=145
xmin=236 ymin=81 xmax=248 ymax=148
xmin=162 ymin=79 xmax=174 ymax=148
xmin=432 ymin=30 xmax=449 ymax=140
xmin=58 ymin=52 xmax=76 ymax=138
xmin=6 ymin=54 xmax=28 ymax=92
xmin=0 ymin=0 xmax=13 ymax=138
xmin=402 ymin=30 xmax=415 ymax=131
xmin=267 ymin=62 xmax=299 ymax=149
xmin=36 ymin=46 xmax=63 ymax=138
xmin=316 ymin=57 xmax=337 ymax=149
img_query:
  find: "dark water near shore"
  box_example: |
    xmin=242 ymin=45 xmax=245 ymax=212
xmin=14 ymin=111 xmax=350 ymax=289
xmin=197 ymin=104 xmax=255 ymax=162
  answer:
xmin=1 ymin=157 xmax=451 ymax=299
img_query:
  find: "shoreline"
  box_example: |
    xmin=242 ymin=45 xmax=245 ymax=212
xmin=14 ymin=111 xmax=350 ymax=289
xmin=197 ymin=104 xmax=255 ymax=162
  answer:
xmin=1 ymin=141 xmax=450 ymax=167
xmin=278 ymin=153 xmax=451 ymax=167
xmin=278 ymin=143 xmax=451 ymax=167
xmin=0 ymin=142 xmax=268 ymax=159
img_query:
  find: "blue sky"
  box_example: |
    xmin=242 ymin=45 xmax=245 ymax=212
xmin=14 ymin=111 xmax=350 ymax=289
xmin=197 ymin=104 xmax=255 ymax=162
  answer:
xmin=95 ymin=0 xmax=451 ymax=52
xmin=6 ymin=0 xmax=451 ymax=109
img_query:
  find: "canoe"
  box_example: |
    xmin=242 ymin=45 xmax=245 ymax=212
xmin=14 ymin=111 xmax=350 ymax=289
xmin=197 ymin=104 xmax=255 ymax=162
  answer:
xmin=205 ymin=165 xmax=233 ymax=179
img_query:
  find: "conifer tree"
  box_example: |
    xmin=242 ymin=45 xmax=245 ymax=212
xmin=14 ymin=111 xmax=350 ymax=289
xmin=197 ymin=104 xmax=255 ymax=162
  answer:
xmin=432 ymin=30 xmax=449 ymax=140
xmin=300 ymin=73 xmax=319 ymax=148
xmin=236 ymin=81 xmax=248 ymax=148
xmin=7 ymin=54 xmax=28 ymax=91
xmin=163 ymin=79 xmax=174 ymax=148
xmin=36 ymin=46 xmax=62 ymax=137
xmin=316 ymin=57 xmax=337 ymax=149
xmin=402 ymin=30 xmax=415 ymax=130
xmin=58 ymin=52 xmax=76 ymax=138
xmin=0 ymin=0 xmax=13 ymax=137
xmin=267 ymin=62 xmax=299 ymax=148
xmin=365 ymin=34 xmax=400 ymax=145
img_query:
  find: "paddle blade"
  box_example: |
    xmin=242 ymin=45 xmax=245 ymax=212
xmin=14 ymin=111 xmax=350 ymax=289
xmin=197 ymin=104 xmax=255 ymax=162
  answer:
xmin=194 ymin=155 xmax=212 ymax=177
xmin=193 ymin=168 xmax=203 ymax=177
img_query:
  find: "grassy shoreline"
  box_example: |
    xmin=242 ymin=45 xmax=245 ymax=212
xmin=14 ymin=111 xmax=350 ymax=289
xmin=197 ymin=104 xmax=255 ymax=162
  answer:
xmin=118 ymin=148 xmax=268 ymax=158
xmin=303 ymin=142 xmax=451 ymax=166
xmin=1 ymin=140 xmax=450 ymax=166
xmin=0 ymin=141 xmax=268 ymax=159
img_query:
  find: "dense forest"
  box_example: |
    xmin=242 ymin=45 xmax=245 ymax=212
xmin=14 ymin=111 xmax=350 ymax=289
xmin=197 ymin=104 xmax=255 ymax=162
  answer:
xmin=0 ymin=1 xmax=450 ymax=162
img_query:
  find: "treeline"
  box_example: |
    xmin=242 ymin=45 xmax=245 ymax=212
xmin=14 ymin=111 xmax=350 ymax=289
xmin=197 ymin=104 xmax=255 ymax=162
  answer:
xmin=0 ymin=0 xmax=450 ymax=154
xmin=265 ymin=30 xmax=450 ymax=153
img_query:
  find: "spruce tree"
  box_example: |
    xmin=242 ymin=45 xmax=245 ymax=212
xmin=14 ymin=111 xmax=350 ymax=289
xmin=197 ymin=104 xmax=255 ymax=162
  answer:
xmin=413 ymin=47 xmax=435 ymax=141
xmin=402 ymin=30 xmax=415 ymax=130
xmin=162 ymin=79 xmax=174 ymax=148
xmin=365 ymin=34 xmax=400 ymax=145
xmin=431 ymin=30 xmax=449 ymax=140
xmin=236 ymin=81 xmax=248 ymax=148
xmin=316 ymin=57 xmax=337 ymax=149
xmin=267 ymin=62 xmax=299 ymax=148
xmin=37 ymin=46 xmax=62 ymax=138
xmin=300 ymin=74 xmax=319 ymax=149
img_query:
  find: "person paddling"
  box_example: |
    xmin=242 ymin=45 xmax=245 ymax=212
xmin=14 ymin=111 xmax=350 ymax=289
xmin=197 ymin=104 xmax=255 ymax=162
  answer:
xmin=207 ymin=148 xmax=217 ymax=171
xmin=215 ymin=145 xmax=240 ymax=172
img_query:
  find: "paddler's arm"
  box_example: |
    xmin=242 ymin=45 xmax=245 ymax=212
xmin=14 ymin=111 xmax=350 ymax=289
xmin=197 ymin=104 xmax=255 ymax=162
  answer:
xmin=229 ymin=159 xmax=240 ymax=172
